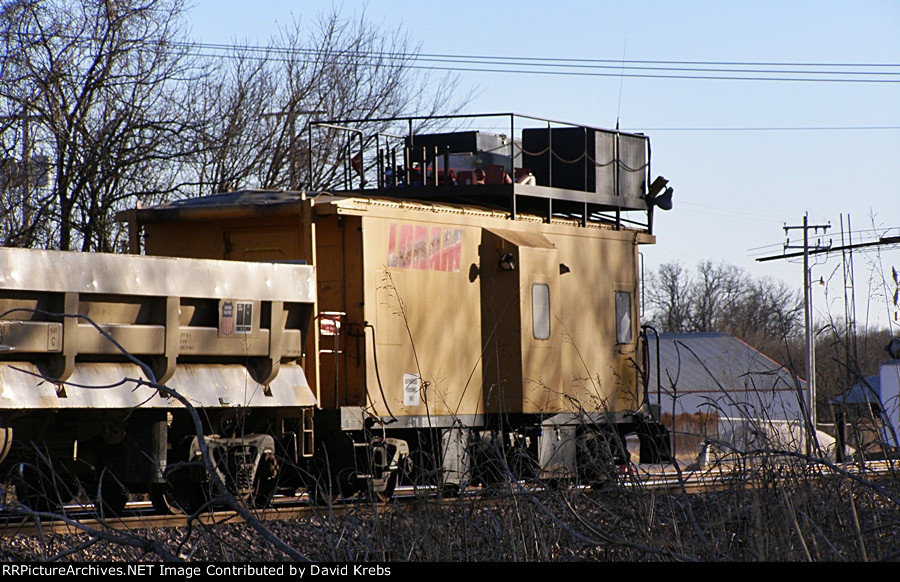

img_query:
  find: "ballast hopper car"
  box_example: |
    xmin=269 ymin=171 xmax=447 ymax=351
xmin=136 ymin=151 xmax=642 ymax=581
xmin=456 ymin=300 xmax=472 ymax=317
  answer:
xmin=0 ymin=250 xmax=316 ymax=513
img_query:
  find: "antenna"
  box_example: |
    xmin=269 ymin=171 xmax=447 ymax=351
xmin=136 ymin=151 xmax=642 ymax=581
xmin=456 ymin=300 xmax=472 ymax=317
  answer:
xmin=616 ymin=38 xmax=627 ymax=130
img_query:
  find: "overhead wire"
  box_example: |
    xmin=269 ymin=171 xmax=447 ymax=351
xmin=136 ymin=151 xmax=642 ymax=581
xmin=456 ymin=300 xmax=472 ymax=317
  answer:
xmin=189 ymin=47 xmax=900 ymax=83
xmin=625 ymin=126 xmax=900 ymax=132
xmin=8 ymin=31 xmax=899 ymax=129
xmin=182 ymin=41 xmax=900 ymax=69
xmin=16 ymin=30 xmax=896 ymax=83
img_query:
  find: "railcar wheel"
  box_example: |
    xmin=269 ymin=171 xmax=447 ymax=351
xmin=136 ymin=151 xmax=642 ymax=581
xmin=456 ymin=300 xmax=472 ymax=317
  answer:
xmin=249 ymin=452 xmax=280 ymax=509
xmin=0 ymin=422 xmax=12 ymax=464
xmin=308 ymin=467 xmax=356 ymax=506
xmin=149 ymin=483 xmax=179 ymax=515
xmin=250 ymin=476 xmax=279 ymax=509
xmin=94 ymin=473 xmax=129 ymax=517
xmin=404 ymin=449 xmax=438 ymax=492
xmin=308 ymin=473 xmax=342 ymax=506
xmin=14 ymin=463 xmax=64 ymax=513
xmin=162 ymin=464 xmax=210 ymax=514
xmin=369 ymin=470 xmax=397 ymax=502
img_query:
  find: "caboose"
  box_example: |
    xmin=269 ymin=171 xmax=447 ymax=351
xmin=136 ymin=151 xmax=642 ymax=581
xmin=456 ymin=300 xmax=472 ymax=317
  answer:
xmin=123 ymin=113 xmax=674 ymax=499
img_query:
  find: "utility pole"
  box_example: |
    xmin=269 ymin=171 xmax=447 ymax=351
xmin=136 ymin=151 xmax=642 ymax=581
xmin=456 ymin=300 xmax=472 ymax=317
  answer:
xmin=758 ymin=228 xmax=900 ymax=459
xmin=783 ymin=213 xmax=830 ymax=453
xmin=0 ymin=108 xmax=42 ymax=190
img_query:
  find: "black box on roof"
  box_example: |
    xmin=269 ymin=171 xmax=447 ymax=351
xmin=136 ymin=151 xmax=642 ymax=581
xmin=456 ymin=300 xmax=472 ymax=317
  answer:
xmin=405 ymin=131 xmax=511 ymax=156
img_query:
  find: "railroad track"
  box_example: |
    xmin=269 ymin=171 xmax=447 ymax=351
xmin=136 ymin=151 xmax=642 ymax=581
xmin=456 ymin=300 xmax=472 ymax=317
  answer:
xmin=3 ymin=459 xmax=896 ymax=537
xmin=0 ymin=494 xmax=377 ymax=537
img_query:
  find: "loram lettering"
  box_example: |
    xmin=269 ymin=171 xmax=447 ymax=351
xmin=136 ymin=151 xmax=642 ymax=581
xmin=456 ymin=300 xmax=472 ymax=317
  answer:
xmin=386 ymin=223 xmax=463 ymax=272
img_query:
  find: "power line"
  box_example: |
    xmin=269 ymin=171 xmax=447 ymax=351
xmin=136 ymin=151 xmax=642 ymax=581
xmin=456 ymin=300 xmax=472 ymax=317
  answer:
xmin=756 ymin=235 xmax=900 ymax=263
xmin=190 ymin=42 xmax=900 ymax=77
xmin=189 ymin=42 xmax=900 ymax=70
xmin=189 ymin=48 xmax=900 ymax=83
xmin=395 ymin=64 xmax=900 ymax=83
xmin=10 ymin=30 xmax=900 ymax=83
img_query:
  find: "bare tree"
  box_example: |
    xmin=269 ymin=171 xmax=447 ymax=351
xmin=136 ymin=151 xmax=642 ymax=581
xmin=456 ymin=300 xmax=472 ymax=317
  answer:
xmin=688 ymin=260 xmax=746 ymax=332
xmin=729 ymin=275 xmax=804 ymax=357
xmin=645 ymin=260 xmax=804 ymax=359
xmin=0 ymin=0 xmax=206 ymax=251
xmin=185 ymin=7 xmax=471 ymax=195
xmin=1 ymin=2 xmax=471 ymax=249
xmin=0 ymin=107 xmax=54 ymax=247
xmin=645 ymin=261 xmax=693 ymax=333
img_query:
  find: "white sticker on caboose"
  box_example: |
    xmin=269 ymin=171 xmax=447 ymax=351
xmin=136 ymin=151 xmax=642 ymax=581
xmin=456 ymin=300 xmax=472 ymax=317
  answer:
xmin=403 ymin=373 xmax=420 ymax=406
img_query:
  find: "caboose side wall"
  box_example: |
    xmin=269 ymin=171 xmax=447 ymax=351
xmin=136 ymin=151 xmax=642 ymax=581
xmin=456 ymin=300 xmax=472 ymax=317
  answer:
xmin=550 ymin=228 xmax=645 ymax=414
xmin=322 ymin=197 xmax=651 ymax=422
xmin=357 ymin=212 xmax=485 ymax=425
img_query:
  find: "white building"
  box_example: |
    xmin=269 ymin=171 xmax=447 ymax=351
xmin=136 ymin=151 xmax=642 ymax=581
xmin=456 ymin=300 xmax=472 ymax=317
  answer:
xmin=646 ymin=332 xmax=807 ymax=459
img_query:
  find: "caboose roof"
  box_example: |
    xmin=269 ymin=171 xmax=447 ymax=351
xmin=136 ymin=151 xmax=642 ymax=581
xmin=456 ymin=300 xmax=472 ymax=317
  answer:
xmin=120 ymin=189 xmax=652 ymax=240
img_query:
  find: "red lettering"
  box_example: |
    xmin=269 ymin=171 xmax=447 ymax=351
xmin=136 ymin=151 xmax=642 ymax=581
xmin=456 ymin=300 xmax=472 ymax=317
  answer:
xmin=386 ymin=223 xmax=464 ymax=272
xmin=398 ymin=225 xmax=414 ymax=268
xmin=413 ymin=226 xmax=428 ymax=270
xmin=387 ymin=223 xmax=398 ymax=267
xmin=428 ymin=227 xmax=443 ymax=271
xmin=441 ymin=229 xmax=462 ymax=272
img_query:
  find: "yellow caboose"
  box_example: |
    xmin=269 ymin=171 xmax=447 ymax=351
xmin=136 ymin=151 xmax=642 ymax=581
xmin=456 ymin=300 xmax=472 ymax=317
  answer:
xmin=123 ymin=113 xmax=674 ymax=496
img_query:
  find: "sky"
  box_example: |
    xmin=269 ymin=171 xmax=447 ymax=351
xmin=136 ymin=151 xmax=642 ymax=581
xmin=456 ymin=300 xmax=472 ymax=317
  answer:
xmin=186 ymin=0 xmax=900 ymax=332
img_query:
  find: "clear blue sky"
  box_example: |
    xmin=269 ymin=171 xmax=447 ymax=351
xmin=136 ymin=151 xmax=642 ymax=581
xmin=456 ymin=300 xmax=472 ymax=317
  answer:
xmin=187 ymin=0 xmax=900 ymax=330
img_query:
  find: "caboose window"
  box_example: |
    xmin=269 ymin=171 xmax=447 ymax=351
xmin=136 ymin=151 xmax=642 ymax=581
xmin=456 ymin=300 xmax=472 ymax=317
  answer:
xmin=532 ymin=283 xmax=550 ymax=340
xmin=616 ymin=291 xmax=632 ymax=344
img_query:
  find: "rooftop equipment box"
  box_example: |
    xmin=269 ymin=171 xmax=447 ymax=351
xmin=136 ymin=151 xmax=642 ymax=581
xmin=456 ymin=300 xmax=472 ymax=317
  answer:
xmin=521 ymin=127 xmax=616 ymax=194
xmin=522 ymin=127 xmax=648 ymax=200
xmin=405 ymin=131 xmax=519 ymax=169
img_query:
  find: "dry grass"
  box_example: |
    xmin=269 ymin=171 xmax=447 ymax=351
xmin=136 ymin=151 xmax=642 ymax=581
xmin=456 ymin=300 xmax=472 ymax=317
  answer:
xmin=4 ymin=444 xmax=900 ymax=563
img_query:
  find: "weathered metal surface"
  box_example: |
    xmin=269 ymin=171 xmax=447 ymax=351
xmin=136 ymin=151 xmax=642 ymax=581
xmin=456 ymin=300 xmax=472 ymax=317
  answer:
xmin=0 ymin=246 xmax=315 ymax=302
xmin=0 ymin=362 xmax=315 ymax=409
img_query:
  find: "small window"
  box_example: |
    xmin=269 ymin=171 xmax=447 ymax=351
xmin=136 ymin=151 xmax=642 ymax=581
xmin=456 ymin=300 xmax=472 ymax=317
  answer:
xmin=532 ymin=283 xmax=550 ymax=340
xmin=615 ymin=291 xmax=632 ymax=344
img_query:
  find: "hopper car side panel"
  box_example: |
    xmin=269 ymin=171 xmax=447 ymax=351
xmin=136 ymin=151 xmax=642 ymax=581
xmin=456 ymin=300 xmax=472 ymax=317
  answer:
xmin=0 ymin=248 xmax=317 ymax=512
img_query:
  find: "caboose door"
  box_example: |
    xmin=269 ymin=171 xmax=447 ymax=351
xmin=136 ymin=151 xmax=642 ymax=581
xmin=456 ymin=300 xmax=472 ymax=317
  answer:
xmin=479 ymin=228 xmax=561 ymax=415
